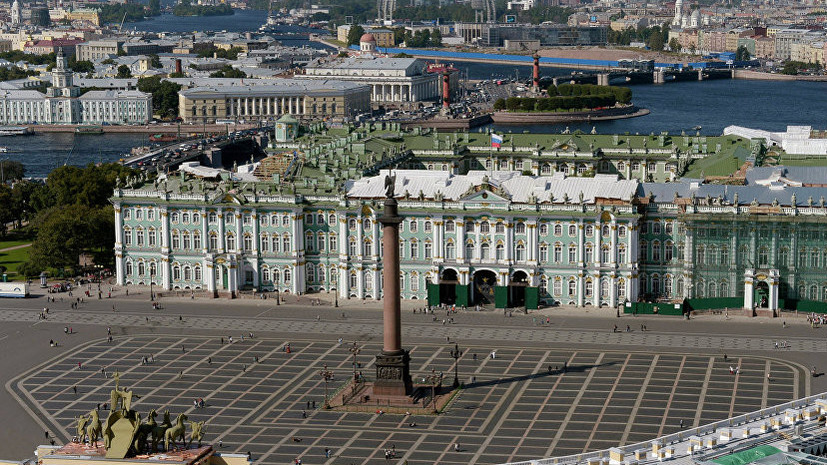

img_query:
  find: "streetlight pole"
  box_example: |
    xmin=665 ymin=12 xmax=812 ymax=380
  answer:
xmin=348 ymin=341 xmax=361 ymax=395
xmin=424 ymin=369 xmax=443 ymax=414
xmin=319 ymin=364 xmax=334 ymax=409
xmin=449 ymin=342 xmax=463 ymax=388
xmin=275 ymin=274 xmax=280 ymax=305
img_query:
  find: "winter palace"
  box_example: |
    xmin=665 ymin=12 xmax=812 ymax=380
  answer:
xmin=112 ymin=121 xmax=827 ymax=311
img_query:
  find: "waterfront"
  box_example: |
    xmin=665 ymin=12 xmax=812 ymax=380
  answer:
xmin=122 ymin=9 xmax=267 ymax=33
xmin=8 ymin=61 xmax=827 ymax=177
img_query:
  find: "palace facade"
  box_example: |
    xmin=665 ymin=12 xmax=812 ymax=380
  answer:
xmin=112 ymin=123 xmax=827 ymax=311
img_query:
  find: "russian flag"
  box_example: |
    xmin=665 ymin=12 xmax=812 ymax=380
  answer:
xmin=491 ymin=133 xmax=503 ymax=148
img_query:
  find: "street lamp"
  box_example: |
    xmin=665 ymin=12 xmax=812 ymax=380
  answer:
xmin=275 ymin=272 xmax=280 ymax=306
xmin=348 ymin=342 xmax=361 ymax=394
xmin=449 ymin=342 xmax=463 ymax=388
xmin=424 ymin=369 xmax=443 ymax=414
xmin=319 ymin=364 xmax=334 ymax=409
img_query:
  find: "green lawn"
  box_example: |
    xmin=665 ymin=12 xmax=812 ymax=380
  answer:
xmin=0 ymin=239 xmax=30 ymax=250
xmin=0 ymin=244 xmax=30 ymax=280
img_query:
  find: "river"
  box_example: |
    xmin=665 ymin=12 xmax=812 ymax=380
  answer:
xmin=7 ymin=22 xmax=827 ymax=178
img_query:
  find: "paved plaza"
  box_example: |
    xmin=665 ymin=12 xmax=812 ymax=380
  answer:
xmin=0 ymin=291 xmax=823 ymax=464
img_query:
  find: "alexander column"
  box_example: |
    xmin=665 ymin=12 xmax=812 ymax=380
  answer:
xmin=373 ymin=172 xmax=413 ymax=396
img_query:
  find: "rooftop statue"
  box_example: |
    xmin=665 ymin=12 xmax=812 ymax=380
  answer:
xmin=384 ymin=173 xmax=396 ymax=199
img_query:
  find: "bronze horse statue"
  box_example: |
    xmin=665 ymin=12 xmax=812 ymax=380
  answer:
xmin=164 ymin=413 xmax=187 ymax=451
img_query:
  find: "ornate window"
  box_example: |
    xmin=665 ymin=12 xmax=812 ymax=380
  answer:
xmin=349 ymin=237 xmax=357 ymax=256
xmin=600 ymin=279 xmax=609 ymax=298
xmin=410 ymin=240 xmax=418 ymax=259
xmin=465 ymin=242 xmax=475 ymax=260
xmin=664 ymin=276 xmax=673 ymax=296
xmin=445 ymin=220 xmax=455 ymax=232
xmin=306 ymin=232 xmax=315 ymax=253
xmin=171 ymin=231 xmax=180 ymax=250
xmin=424 ymin=221 xmax=432 ymax=232
xmin=618 ymin=226 xmax=627 ymax=237
xmin=652 ymin=221 xmax=661 ymax=234
xmin=480 ymin=242 xmax=491 ymax=260
xmin=696 ymin=246 xmax=705 ymax=265
xmin=271 ymin=236 xmax=280 ymax=253
xmin=496 ymin=243 xmax=504 ymax=260
xmin=317 ymin=233 xmax=325 ymax=252
xmin=568 ymin=244 xmax=577 ymax=263
xmin=137 ymin=261 xmax=145 ymax=277
xmin=424 ymin=242 xmax=432 ymax=259
xmin=618 ymin=244 xmax=626 ymax=263
xmin=585 ymin=280 xmax=593 ymax=298
xmin=480 ymin=221 xmax=490 ymax=233
xmin=664 ymin=241 xmax=673 ymax=262
xmin=496 ymin=222 xmax=505 ymax=233
xmin=182 ymin=232 xmax=191 ymax=250
xmin=568 ymin=279 xmax=576 ymax=297
xmin=515 ymin=243 xmax=526 ymax=262
xmin=779 ymin=247 xmax=789 ymax=267
xmin=618 ymin=279 xmax=626 ymax=299
xmin=261 ymin=234 xmax=269 ymax=252
xmin=585 ymin=243 xmax=593 ymax=263
xmin=409 ymin=219 xmax=418 ymax=233
xmin=193 ymin=232 xmax=201 ymax=250
xmin=759 ymin=247 xmax=769 ymax=267
xmin=445 ymin=241 xmax=455 ymax=259
xmin=282 ymin=235 xmax=290 ymax=252
xmin=553 ymin=278 xmax=562 ymax=297
xmin=515 ymin=222 xmax=526 ymax=234
xmin=329 ymin=234 xmax=337 ymax=252
xmin=136 ymin=229 xmax=144 ymax=247
xmin=242 ymin=234 xmax=252 ymax=252
xmin=720 ymin=245 xmax=728 ymax=264
xmin=465 ymin=222 xmax=474 ymax=233
xmin=568 ymin=224 xmax=577 ymax=237
xmin=585 ymin=225 xmax=594 ymax=236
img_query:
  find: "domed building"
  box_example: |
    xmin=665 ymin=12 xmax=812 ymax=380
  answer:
xmin=360 ymin=33 xmax=377 ymax=52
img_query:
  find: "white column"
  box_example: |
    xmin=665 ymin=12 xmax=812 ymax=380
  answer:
xmin=252 ymin=209 xmax=259 ymax=254
xmin=218 ymin=208 xmax=225 ymax=253
xmin=609 ymin=276 xmax=617 ymax=308
xmin=593 ymin=274 xmax=600 ymax=307
xmin=205 ymin=257 xmax=215 ymax=293
xmin=457 ymin=220 xmax=466 ymax=261
xmin=356 ymin=213 xmax=363 ymax=260
xmin=201 ymin=209 xmax=208 ymax=254
xmin=371 ymin=218 xmax=379 ymax=261
xmin=610 ymin=220 xmax=617 ymax=267
xmin=235 ymin=209 xmax=242 ymax=254
xmin=577 ymin=272 xmax=585 ymax=307
xmin=356 ymin=266 xmax=364 ymax=299
xmin=744 ymin=269 xmax=755 ymax=310
xmin=506 ymin=221 xmax=514 ymax=263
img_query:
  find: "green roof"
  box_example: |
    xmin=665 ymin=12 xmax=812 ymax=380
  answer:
xmin=277 ymin=114 xmax=299 ymax=124
xmin=711 ymin=445 xmax=783 ymax=465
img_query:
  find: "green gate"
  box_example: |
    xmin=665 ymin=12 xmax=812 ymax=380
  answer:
xmin=427 ymin=283 xmax=440 ymax=307
xmin=494 ymin=286 xmax=508 ymax=309
xmin=525 ymin=287 xmax=539 ymax=310
xmin=455 ymin=284 xmax=470 ymax=307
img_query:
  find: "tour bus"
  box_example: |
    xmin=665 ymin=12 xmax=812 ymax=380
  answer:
xmin=0 ymin=282 xmax=29 ymax=298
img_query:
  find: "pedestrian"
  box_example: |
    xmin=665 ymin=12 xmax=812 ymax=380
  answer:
xmin=679 ymin=419 xmax=684 ymax=429
xmin=45 ymin=431 xmax=49 ymax=439
xmin=182 ymin=345 xmax=185 ymax=353
xmin=324 ymin=447 xmax=330 ymax=458
xmin=242 ymin=364 xmax=246 ymax=372
xmin=107 ymin=327 xmax=111 ymax=335
xmin=473 ymin=353 xmax=477 ymax=361
xmin=220 ymin=337 xmax=224 ymax=344
xmin=77 ymin=361 xmax=82 ymax=369
xmin=306 ymin=401 xmax=310 ymax=409
xmin=312 ymin=400 xmax=316 ymax=409
xmin=72 ymin=385 xmax=77 ymax=395
xmin=454 ymin=443 xmax=460 ymax=452
xmin=218 ymin=440 xmax=222 ymax=449
xmin=301 ymin=410 xmax=307 ymax=418
xmin=207 ymin=357 xmax=211 ymax=364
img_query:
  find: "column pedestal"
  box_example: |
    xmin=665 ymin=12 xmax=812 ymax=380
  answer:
xmin=374 ymin=350 xmax=413 ymax=396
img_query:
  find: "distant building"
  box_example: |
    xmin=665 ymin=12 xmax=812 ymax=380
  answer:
xmin=177 ymin=79 xmax=372 ymax=123
xmin=24 ymin=38 xmax=83 ymax=56
xmin=0 ymin=50 xmax=151 ymax=124
xmin=76 ymin=40 xmax=124 ymax=62
xmin=299 ymin=50 xmax=440 ymax=105
xmin=461 ymin=23 xmax=608 ymax=47
xmin=10 ymin=0 xmax=20 ymax=26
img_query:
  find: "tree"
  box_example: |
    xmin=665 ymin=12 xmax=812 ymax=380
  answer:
xmin=69 ymin=59 xmax=95 ymax=73
xmin=493 ymin=98 xmax=506 ymax=110
xmin=209 ymin=65 xmax=246 ymax=78
xmin=736 ymin=45 xmax=751 ymax=61
xmin=138 ymin=76 xmax=182 ymax=118
xmin=669 ymin=37 xmax=681 ymax=52
xmin=647 ymin=31 xmax=664 ymax=51
xmin=148 ymin=0 xmax=161 ymax=15
xmin=431 ymin=28 xmax=442 ymax=47
xmin=346 ymin=25 xmax=365 ymax=46
xmin=0 ymin=160 xmax=24 ymax=183
xmin=148 ymin=54 xmax=162 ymax=68
xmin=116 ymin=65 xmax=132 ymax=78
